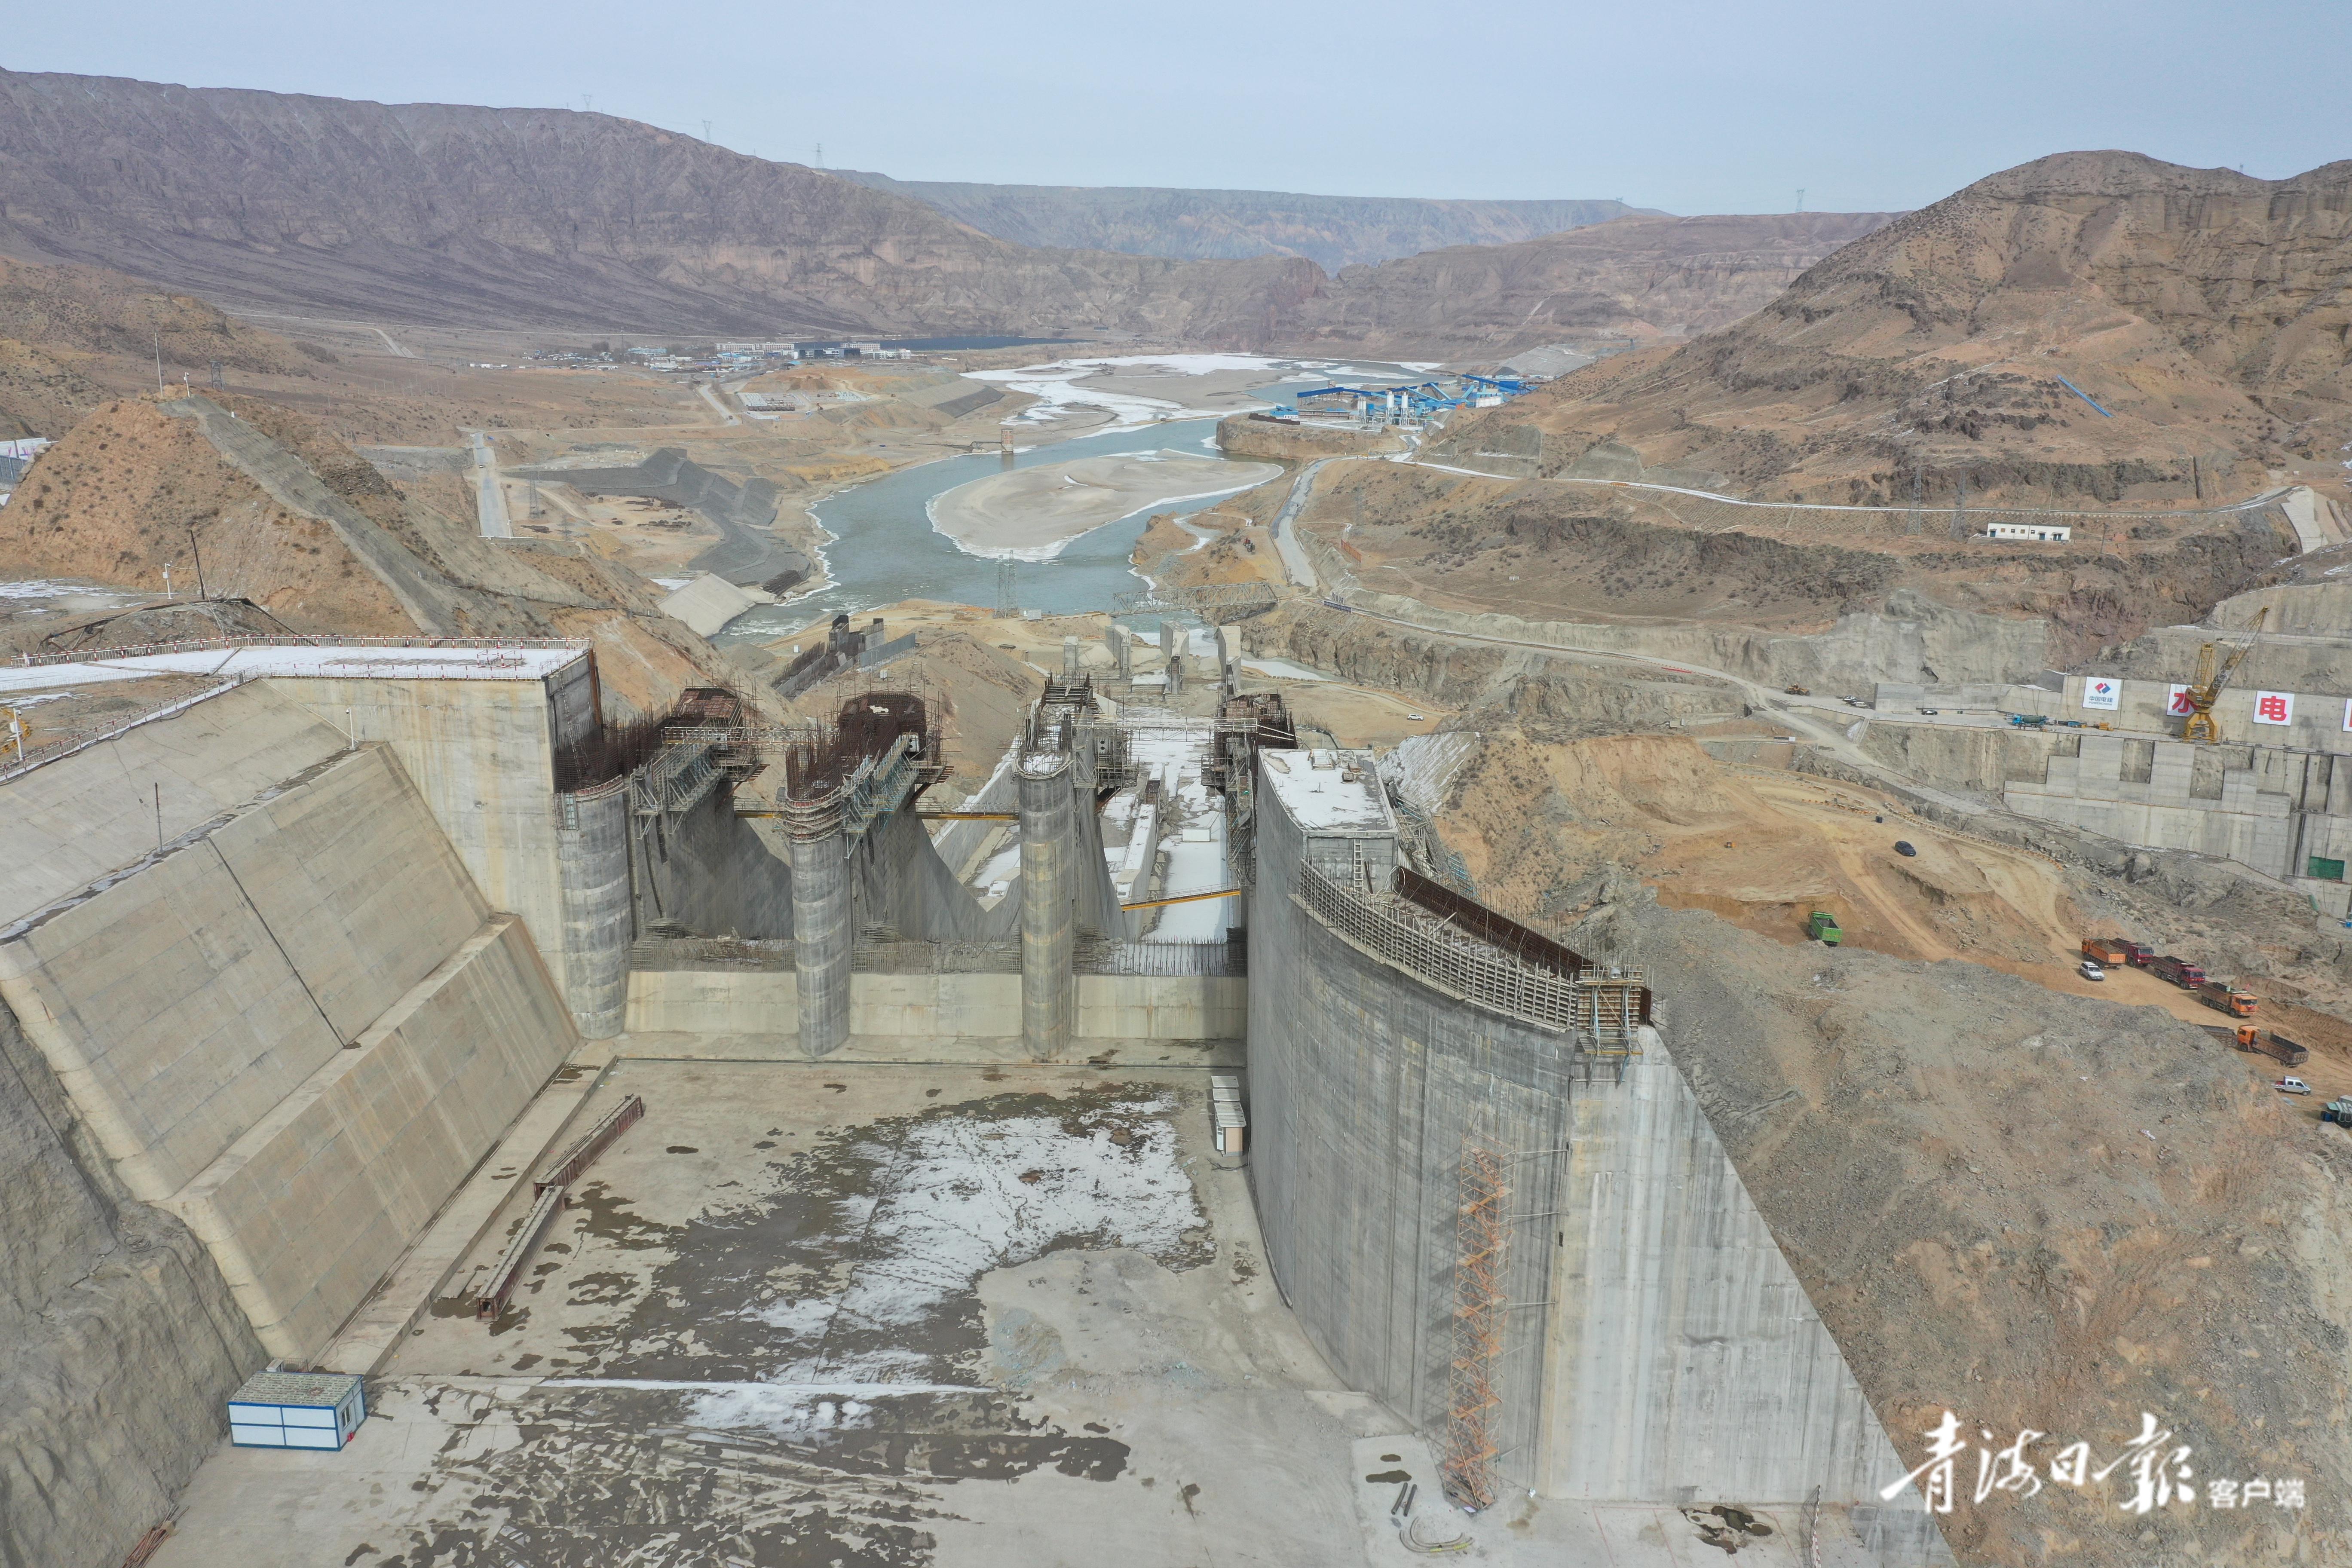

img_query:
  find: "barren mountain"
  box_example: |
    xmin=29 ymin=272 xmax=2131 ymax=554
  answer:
xmin=1273 ymin=210 xmax=1899 ymax=358
xmin=0 ymin=253 xmax=311 ymax=437
xmin=0 ymin=68 xmax=1314 ymax=340
xmin=832 ymin=172 xmax=1655 ymax=269
xmin=1435 ymin=152 xmax=2352 ymax=508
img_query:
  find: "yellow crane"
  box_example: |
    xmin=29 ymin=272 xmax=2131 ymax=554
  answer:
xmin=2180 ymin=606 xmax=2269 ymax=744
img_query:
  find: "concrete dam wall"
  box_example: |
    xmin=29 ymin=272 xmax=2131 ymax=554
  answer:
xmin=0 ymin=684 xmax=581 ymax=1568
xmin=1246 ymin=746 xmax=1928 ymax=1516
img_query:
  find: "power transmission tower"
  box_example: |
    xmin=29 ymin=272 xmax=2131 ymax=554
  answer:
xmin=1795 ymin=187 xmax=1806 ymax=213
xmin=702 ymin=119 xmax=713 ymax=143
xmin=994 ymin=559 xmax=1018 ymax=617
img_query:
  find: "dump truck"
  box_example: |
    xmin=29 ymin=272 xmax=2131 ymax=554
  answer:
xmin=2201 ymin=980 xmax=2258 ymax=1018
xmin=2121 ymin=940 xmax=2156 ymax=967
xmin=2257 ymin=1032 xmax=2309 ymax=1067
xmin=2151 ymin=955 xmax=2207 ymax=989
xmin=2082 ymin=938 xmax=2130 ymax=967
xmin=1807 ymin=910 xmax=1842 ymax=946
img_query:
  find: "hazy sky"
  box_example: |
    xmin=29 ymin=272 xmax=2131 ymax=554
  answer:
xmin=13 ymin=0 xmax=2344 ymax=213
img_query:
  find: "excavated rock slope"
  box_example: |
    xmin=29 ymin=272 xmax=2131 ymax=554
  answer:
xmin=1441 ymin=151 xmax=2352 ymax=509
xmin=1268 ymin=457 xmax=2294 ymax=672
xmin=0 ymin=391 xmax=741 ymax=715
xmin=1430 ymin=727 xmax=2352 ymax=1567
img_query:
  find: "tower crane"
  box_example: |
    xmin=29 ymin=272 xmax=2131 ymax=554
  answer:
xmin=2179 ymin=606 xmax=2269 ymax=744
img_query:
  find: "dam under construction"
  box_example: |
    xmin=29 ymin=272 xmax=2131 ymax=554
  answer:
xmin=0 ymin=628 xmax=1951 ymax=1568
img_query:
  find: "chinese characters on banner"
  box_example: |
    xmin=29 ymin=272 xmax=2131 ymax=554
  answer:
xmin=2166 ymin=685 xmax=2196 ymax=717
xmin=1881 ymin=1412 xmax=2307 ymax=1517
xmin=2082 ymin=679 xmax=2121 ymax=712
xmin=2254 ymin=691 xmax=2294 ymax=726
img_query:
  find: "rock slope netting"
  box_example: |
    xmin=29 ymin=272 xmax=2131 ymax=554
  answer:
xmin=1439 ymin=151 xmax=2352 ymax=508
xmin=831 ymin=172 xmax=1656 ymax=270
xmin=0 ymin=69 xmax=1316 ymax=339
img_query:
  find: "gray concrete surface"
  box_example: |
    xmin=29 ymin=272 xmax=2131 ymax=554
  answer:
xmin=1247 ymin=749 xmax=1940 ymax=1535
xmin=144 ymin=1056 xmax=1919 ymax=1568
xmin=790 ymin=826 xmax=851 ymax=1058
xmin=1019 ymin=756 xmax=1075 ymax=1060
xmin=469 ymin=430 xmax=512 ymax=539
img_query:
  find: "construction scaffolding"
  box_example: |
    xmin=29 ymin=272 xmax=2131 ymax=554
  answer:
xmin=1442 ymin=1140 xmax=1510 ymax=1510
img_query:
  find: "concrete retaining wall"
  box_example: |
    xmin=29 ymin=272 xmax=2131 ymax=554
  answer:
xmin=270 ymin=674 xmax=575 ymax=1005
xmin=1248 ymin=752 xmax=1913 ymax=1508
xmin=623 ymin=968 xmax=1244 ymax=1041
xmin=1541 ymin=1049 xmax=1898 ymax=1504
xmin=160 ymin=915 xmax=574 ymax=1358
xmin=0 ymin=748 xmax=486 ymax=1200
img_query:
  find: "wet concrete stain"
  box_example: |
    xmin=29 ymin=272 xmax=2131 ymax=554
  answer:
xmin=382 ymin=1084 xmax=1205 ymax=1567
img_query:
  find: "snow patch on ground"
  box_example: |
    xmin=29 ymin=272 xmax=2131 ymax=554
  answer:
xmin=838 ymin=1100 xmax=1203 ymax=1332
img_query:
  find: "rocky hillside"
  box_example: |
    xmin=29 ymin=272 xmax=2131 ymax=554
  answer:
xmin=0 ymin=390 xmax=741 ymax=716
xmin=832 ymin=172 xmax=1654 ymax=269
xmin=0 ymin=68 xmax=1314 ymax=340
xmin=0 ymin=254 xmax=311 ymax=437
xmin=1438 ymin=152 xmax=2352 ymax=508
xmin=1273 ymin=210 xmax=1899 ymax=358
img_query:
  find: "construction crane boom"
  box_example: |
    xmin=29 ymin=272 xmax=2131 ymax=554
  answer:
xmin=2180 ymin=606 xmax=2269 ymax=744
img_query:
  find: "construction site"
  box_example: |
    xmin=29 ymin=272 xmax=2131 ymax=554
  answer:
xmin=3 ymin=104 xmax=2350 ymax=1568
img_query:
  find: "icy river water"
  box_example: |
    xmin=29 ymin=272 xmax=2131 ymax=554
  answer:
xmin=719 ymin=417 xmax=1225 ymax=644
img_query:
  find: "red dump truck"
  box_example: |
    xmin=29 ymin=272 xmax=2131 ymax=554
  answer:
xmin=2121 ymin=941 xmax=2156 ymax=967
xmin=2151 ymin=955 xmax=2207 ymax=989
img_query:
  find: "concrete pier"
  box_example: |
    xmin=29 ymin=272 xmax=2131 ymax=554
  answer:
xmin=1018 ymin=753 xmax=1075 ymax=1060
xmin=788 ymin=826 xmax=851 ymax=1059
xmin=555 ymin=780 xmax=632 ymax=1038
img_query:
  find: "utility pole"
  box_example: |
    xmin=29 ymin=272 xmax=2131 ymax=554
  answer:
xmin=153 ymin=333 xmax=163 ymax=391
xmin=186 ymin=525 xmax=208 ymax=599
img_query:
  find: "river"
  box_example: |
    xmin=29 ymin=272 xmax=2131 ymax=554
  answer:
xmin=720 ymin=417 xmax=1233 ymax=642
xmin=716 ymin=356 xmax=1435 ymax=644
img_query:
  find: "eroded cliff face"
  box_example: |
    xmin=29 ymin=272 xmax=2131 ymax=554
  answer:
xmin=0 ymin=1007 xmax=264 ymax=1568
xmin=0 ymin=68 xmax=1317 ymax=339
xmin=1440 ymin=152 xmax=2352 ymax=510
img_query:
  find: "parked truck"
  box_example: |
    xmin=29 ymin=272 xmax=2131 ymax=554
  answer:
xmin=2082 ymin=938 xmax=2130 ymax=967
xmin=2230 ymin=1025 xmax=2309 ymax=1066
xmin=2121 ymin=940 xmax=2156 ymax=967
xmin=2151 ymin=955 xmax=2207 ymax=989
xmin=1807 ymin=910 xmax=1842 ymax=946
xmin=2200 ymin=980 xmax=2258 ymax=1017
xmin=2322 ymin=1097 xmax=2352 ymax=1127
